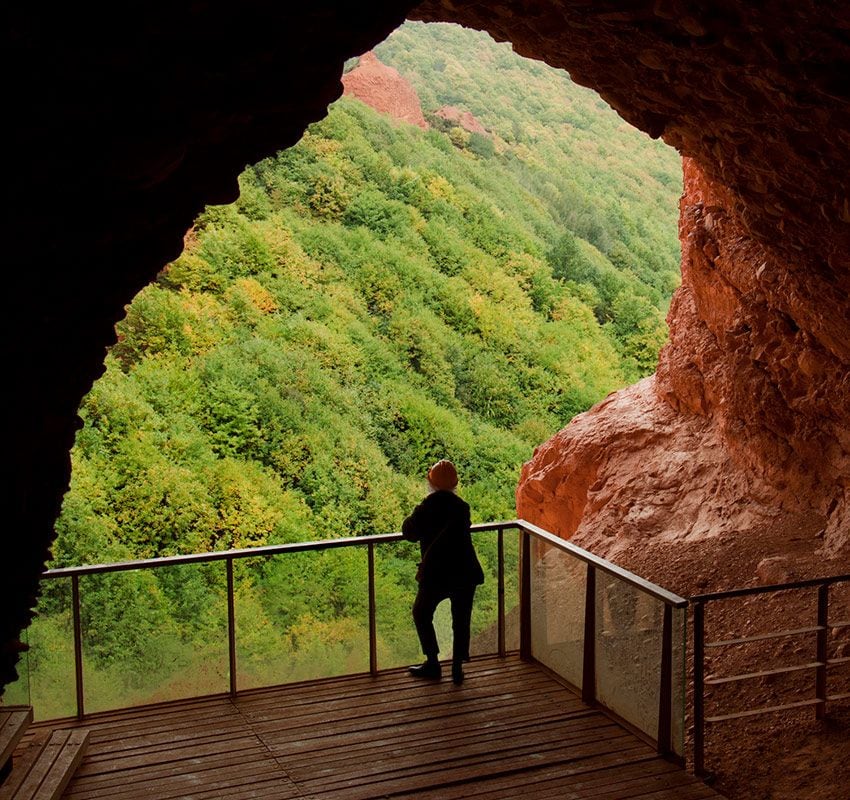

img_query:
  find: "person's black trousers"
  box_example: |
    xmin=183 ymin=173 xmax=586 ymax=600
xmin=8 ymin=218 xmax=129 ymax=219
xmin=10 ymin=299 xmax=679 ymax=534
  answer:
xmin=412 ymin=583 xmax=476 ymax=661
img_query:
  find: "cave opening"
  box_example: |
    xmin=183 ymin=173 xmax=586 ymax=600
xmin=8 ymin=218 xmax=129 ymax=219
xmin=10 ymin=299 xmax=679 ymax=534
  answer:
xmin=5 ymin=18 xmax=684 ymax=722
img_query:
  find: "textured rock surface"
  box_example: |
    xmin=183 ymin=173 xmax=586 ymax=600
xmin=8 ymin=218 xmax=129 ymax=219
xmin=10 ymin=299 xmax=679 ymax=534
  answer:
xmin=343 ymin=51 xmax=429 ymax=129
xmin=433 ymin=105 xmax=488 ymax=134
xmin=518 ymin=156 xmax=849 ymax=558
xmin=5 ymin=1 xmax=850 ymax=692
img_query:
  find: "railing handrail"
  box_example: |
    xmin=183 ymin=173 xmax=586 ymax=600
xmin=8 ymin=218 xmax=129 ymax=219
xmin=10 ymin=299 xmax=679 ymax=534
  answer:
xmin=40 ymin=521 xmax=510 ymax=578
xmin=40 ymin=517 xmax=687 ymax=608
xmin=515 ymin=520 xmax=688 ymax=608
xmin=690 ymin=572 xmax=850 ymax=602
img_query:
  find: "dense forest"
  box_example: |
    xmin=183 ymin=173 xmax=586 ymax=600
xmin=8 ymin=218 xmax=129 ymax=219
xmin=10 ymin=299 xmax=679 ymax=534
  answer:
xmin=7 ymin=23 xmax=682 ymax=718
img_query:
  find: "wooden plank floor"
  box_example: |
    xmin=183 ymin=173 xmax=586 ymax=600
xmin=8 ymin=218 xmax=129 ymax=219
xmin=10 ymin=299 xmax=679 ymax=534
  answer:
xmin=26 ymin=655 xmax=723 ymax=799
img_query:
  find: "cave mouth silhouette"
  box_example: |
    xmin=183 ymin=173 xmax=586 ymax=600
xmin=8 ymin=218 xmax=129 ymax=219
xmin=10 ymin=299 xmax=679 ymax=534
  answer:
xmin=4 ymin=2 xmax=849 ymax=699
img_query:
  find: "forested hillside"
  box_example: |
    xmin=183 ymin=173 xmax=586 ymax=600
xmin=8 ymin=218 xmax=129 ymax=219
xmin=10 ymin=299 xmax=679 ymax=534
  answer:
xmin=10 ymin=23 xmax=682 ymax=716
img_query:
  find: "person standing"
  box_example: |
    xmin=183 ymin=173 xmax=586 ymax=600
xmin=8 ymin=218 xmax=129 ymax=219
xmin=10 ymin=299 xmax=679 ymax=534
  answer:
xmin=402 ymin=459 xmax=484 ymax=684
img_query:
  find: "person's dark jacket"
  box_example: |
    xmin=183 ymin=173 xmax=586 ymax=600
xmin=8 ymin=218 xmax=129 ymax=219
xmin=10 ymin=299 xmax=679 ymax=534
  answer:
xmin=402 ymin=490 xmax=485 ymax=589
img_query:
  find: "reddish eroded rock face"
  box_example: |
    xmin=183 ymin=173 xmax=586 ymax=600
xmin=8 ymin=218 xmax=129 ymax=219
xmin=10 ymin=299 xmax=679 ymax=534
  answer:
xmin=518 ymin=157 xmax=849 ymax=560
xmin=343 ymin=51 xmax=429 ymax=129
xmin=433 ymin=105 xmax=488 ymax=134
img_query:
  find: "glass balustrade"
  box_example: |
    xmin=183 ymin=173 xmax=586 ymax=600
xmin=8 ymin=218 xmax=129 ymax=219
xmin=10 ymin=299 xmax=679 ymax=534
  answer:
xmin=235 ymin=548 xmax=369 ymax=689
xmin=9 ymin=519 xmax=685 ymax=753
xmin=529 ymin=541 xmax=586 ymax=688
xmin=2 ymin=580 xmax=76 ymax=720
xmin=79 ymin=562 xmax=229 ymax=713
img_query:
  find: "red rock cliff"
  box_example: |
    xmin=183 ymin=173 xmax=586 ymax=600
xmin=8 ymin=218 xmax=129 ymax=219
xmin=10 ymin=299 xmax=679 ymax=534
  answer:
xmin=517 ymin=157 xmax=849 ymax=562
xmin=342 ymin=51 xmax=428 ymax=129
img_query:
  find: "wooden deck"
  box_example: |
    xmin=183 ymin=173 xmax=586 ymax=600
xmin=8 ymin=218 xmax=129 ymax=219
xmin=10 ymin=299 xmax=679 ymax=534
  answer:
xmin=28 ymin=655 xmax=722 ymax=799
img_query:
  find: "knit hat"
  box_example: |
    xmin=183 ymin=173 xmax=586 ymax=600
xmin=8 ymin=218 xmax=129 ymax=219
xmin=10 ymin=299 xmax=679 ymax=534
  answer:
xmin=427 ymin=459 xmax=458 ymax=491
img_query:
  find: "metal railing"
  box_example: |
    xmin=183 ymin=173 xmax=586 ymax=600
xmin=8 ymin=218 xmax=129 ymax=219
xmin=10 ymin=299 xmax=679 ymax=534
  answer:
xmin=691 ymin=573 xmax=850 ymax=776
xmin=517 ymin=521 xmax=688 ymax=760
xmin=29 ymin=522 xmax=508 ymax=720
xmin=20 ymin=519 xmax=687 ymax=760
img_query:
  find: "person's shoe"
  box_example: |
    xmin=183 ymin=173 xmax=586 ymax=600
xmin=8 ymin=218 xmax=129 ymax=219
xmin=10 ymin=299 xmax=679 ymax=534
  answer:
xmin=409 ymin=661 xmax=442 ymax=680
xmin=452 ymin=661 xmax=465 ymax=685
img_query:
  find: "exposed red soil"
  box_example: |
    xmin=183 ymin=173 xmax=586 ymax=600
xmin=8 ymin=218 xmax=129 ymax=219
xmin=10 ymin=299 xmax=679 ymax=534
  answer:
xmin=433 ymin=105 xmax=488 ymax=134
xmin=342 ymin=51 xmax=429 ymax=129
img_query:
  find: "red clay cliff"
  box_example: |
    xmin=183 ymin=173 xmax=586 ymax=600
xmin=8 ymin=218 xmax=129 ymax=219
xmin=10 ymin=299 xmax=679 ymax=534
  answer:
xmin=342 ymin=51 xmax=428 ymax=129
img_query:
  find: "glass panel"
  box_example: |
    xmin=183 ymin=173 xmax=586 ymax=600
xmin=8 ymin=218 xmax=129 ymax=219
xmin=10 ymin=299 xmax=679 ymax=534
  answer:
xmin=235 ymin=548 xmax=369 ymax=689
xmin=530 ymin=541 xmax=586 ymax=688
xmin=373 ymin=530 xmax=511 ymax=669
xmin=503 ymin=529 xmax=521 ymax=653
xmin=467 ymin=530 xmax=503 ymax=658
xmin=671 ymin=605 xmax=687 ymax=757
xmin=8 ymin=579 xmax=76 ymax=720
xmin=373 ymin=539 xmax=420 ymax=669
xmin=595 ymin=574 xmax=664 ymax=738
xmin=80 ymin=562 xmax=228 ymax=713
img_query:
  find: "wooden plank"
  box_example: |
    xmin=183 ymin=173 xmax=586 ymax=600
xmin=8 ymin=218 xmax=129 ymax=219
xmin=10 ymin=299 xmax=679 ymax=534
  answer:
xmin=408 ymin=756 xmax=672 ymax=800
xmin=309 ymin=743 xmax=656 ymax=800
xmin=277 ymin=709 xmax=599 ymax=770
xmin=63 ymin=747 xmax=274 ymax=796
xmin=73 ymin=735 xmax=263 ymax=777
xmin=6 ymin=729 xmax=88 ymax=800
xmin=66 ymin=762 xmax=291 ymax=800
xmin=446 ymin=760 xmax=707 ymax=800
xmin=0 ymin=733 xmax=48 ymax=800
xmin=8 ymin=730 xmax=71 ymax=799
xmin=1 ymin=708 xmax=33 ymax=771
xmin=241 ymin=671 xmax=561 ymax=725
xmin=34 ymin=730 xmax=89 ymax=800
xmin=253 ymin=684 xmax=586 ymax=743
xmin=301 ymin=732 xmax=645 ymax=798
xmin=234 ymin=656 xmax=531 ymax=706
xmin=236 ymin=661 xmax=548 ymax=717
xmin=287 ymin=715 xmax=621 ymax=783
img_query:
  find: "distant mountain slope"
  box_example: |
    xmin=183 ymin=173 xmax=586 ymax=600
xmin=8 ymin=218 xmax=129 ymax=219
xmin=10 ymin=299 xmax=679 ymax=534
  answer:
xmin=375 ymin=22 xmax=682 ymax=303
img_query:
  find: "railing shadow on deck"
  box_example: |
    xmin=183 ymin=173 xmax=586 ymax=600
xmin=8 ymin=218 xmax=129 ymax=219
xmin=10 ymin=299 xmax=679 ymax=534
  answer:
xmin=5 ymin=520 xmax=691 ymax=765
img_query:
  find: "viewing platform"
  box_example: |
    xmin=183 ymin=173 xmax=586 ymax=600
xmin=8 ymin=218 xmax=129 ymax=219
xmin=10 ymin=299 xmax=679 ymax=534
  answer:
xmin=5 ymin=519 xmax=847 ymax=797
xmin=26 ymin=655 xmax=720 ymax=800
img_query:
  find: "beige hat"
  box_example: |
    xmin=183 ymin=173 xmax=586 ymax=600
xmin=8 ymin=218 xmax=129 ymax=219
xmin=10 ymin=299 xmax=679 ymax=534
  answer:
xmin=427 ymin=459 xmax=458 ymax=490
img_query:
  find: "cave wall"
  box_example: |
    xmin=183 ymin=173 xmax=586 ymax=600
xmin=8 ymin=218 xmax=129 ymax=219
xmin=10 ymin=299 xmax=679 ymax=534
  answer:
xmin=4 ymin=1 xmax=850 ymax=690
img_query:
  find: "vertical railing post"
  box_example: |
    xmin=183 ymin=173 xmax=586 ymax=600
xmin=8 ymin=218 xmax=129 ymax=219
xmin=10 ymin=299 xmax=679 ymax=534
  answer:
xmin=497 ymin=527 xmax=506 ymax=658
xmin=226 ymin=558 xmax=237 ymax=697
xmin=519 ymin=529 xmax=532 ymax=661
xmin=815 ymin=583 xmax=828 ymax=719
xmin=71 ymin=574 xmax=85 ymax=719
xmin=693 ymin=599 xmax=706 ymax=776
xmin=368 ymin=542 xmax=378 ymax=676
xmin=582 ymin=564 xmax=596 ymax=705
xmin=657 ymin=603 xmax=673 ymax=756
